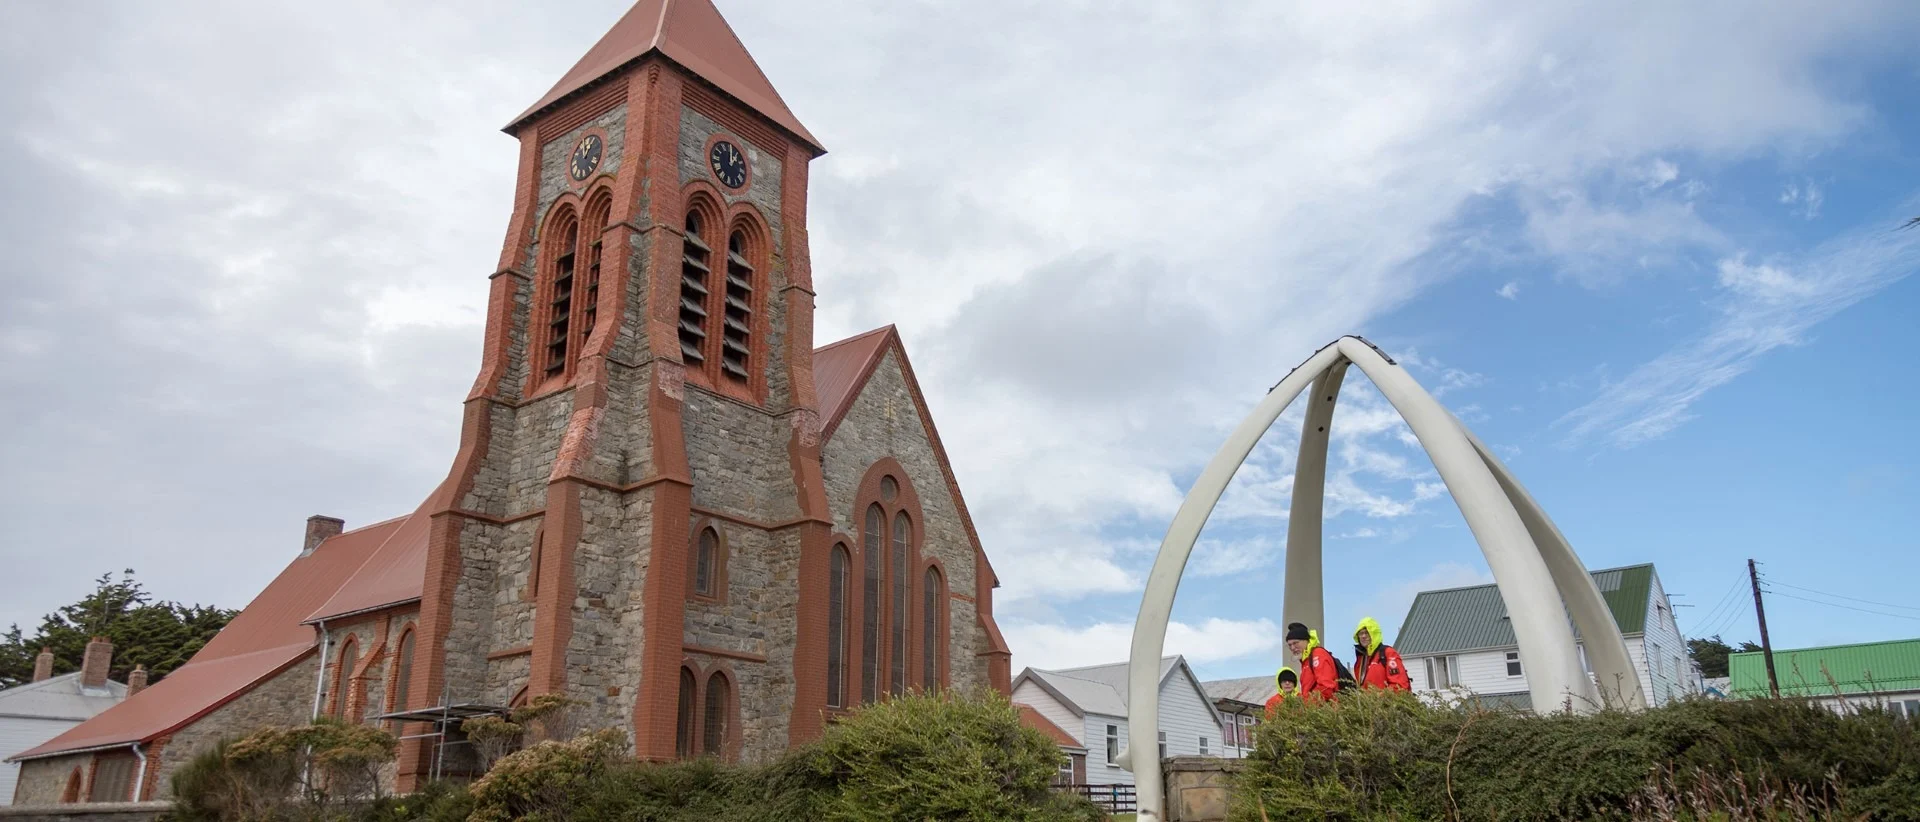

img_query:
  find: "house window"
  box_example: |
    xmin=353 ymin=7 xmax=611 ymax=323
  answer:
xmin=1059 ymin=754 xmax=1073 ymax=776
xmin=1198 ymin=736 xmax=1208 ymax=756
xmin=889 ymin=512 xmax=910 ymax=696
xmin=922 ymin=566 xmax=944 ymax=689
xmin=675 ymin=667 xmax=697 ymax=758
xmin=860 ymin=505 xmax=883 ymax=703
xmin=544 ymin=214 xmax=579 ymax=376
xmin=693 ymin=527 xmax=719 ymax=597
xmin=1105 ymin=724 xmax=1119 ymax=767
xmin=1158 ymin=731 xmax=1167 ymax=760
xmin=719 ymin=231 xmax=753 ymax=382
xmin=703 ymin=673 xmax=730 ymax=758
xmin=827 ymin=544 xmax=849 ymax=708
xmin=1505 ymin=651 xmax=1522 ymax=678
xmin=1902 ymin=699 xmax=1919 ymax=720
xmin=1427 ymin=656 xmax=1454 ymax=689
xmin=678 ymin=211 xmax=711 ymax=367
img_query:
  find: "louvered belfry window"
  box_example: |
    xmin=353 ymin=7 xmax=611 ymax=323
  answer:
xmin=720 ymin=231 xmax=753 ymax=382
xmin=679 ymin=212 xmax=711 ymax=367
xmin=545 ymin=217 xmax=580 ymax=376
xmin=579 ymin=198 xmax=610 ymax=346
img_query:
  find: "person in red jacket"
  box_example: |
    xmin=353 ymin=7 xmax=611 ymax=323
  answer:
xmin=1285 ymin=622 xmax=1348 ymax=702
xmin=1352 ymin=616 xmax=1412 ymax=692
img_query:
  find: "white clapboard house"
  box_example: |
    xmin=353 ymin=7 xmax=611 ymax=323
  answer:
xmin=1013 ymin=656 xmax=1227 ymax=787
xmin=1395 ymin=563 xmax=1699 ymax=709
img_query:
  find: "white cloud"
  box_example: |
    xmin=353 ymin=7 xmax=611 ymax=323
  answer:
xmin=1007 ymin=617 xmax=1282 ymax=672
xmin=1496 ymin=281 xmax=1522 ymax=300
xmin=1557 ymin=223 xmax=1920 ymax=448
xmin=1639 ymin=158 xmax=1680 ymax=191
xmin=1780 ymin=180 xmax=1825 ymax=219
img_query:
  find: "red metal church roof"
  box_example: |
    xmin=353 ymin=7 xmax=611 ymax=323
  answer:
xmin=508 ymin=0 xmax=823 ymax=154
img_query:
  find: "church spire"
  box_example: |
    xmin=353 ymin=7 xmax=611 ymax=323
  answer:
xmin=509 ymin=0 xmax=822 ymax=154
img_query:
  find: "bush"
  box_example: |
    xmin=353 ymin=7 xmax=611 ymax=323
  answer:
xmin=1233 ymin=690 xmax=1920 ymax=821
xmin=167 ymin=718 xmax=399 ymax=821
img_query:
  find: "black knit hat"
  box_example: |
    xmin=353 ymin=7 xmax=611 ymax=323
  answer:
xmin=1285 ymin=622 xmax=1311 ymax=643
xmin=1276 ymin=667 xmax=1298 ymax=686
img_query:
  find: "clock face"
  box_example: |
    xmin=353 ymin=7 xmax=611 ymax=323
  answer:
xmin=709 ymin=140 xmax=747 ymax=189
xmin=568 ymin=135 xmax=602 ymax=182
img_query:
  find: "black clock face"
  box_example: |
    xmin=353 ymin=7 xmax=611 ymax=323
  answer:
xmin=568 ymin=135 xmax=602 ymax=182
xmin=709 ymin=140 xmax=747 ymax=189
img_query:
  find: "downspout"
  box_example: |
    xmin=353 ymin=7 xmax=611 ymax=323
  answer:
xmin=310 ymin=619 xmax=330 ymax=719
xmin=130 ymin=742 xmax=147 ymax=802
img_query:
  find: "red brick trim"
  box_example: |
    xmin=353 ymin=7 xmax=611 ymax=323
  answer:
xmin=328 ymin=634 xmax=361 ymax=720
xmin=680 ymin=80 xmax=790 ymax=166
xmin=687 ymin=519 xmax=728 ymax=604
xmin=487 ymin=645 xmax=533 ymax=660
xmin=530 ymin=77 xmax=627 ymax=144
xmin=526 ymin=201 xmax=582 ymax=395
xmin=922 ymin=557 xmax=950 ymax=689
xmin=699 ymin=664 xmax=743 ymax=763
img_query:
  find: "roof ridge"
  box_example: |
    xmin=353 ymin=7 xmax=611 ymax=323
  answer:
xmin=1730 ymin=637 xmax=1920 ymax=655
xmin=812 ymin=324 xmax=894 ymax=354
xmin=0 ymin=672 xmax=80 ymax=698
xmin=1410 ymin=564 xmax=1649 ymax=600
xmin=1046 ymin=654 xmax=1177 ymax=674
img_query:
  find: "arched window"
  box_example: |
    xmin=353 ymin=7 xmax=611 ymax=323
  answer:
xmin=333 ymin=637 xmax=359 ymax=719
xmin=579 ymin=196 xmax=610 ymax=347
xmin=61 ymin=768 xmax=82 ymax=803
xmin=702 ymin=672 xmax=731 ymax=758
xmin=543 ymin=213 xmax=580 ymax=377
xmin=693 ymin=527 xmax=719 ymax=597
xmin=678 ymin=211 xmax=711 ymax=367
xmin=889 ymin=511 xmax=910 ymax=696
xmin=827 ymin=544 xmax=850 ymax=708
xmin=390 ymin=628 xmax=415 ymax=716
xmin=861 ymin=505 xmax=883 ymax=704
xmin=675 ymin=667 xmax=698 ymax=759
xmin=719 ymin=230 xmax=753 ymax=382
xmin=923 ymin=567 xmax=944 ymax=689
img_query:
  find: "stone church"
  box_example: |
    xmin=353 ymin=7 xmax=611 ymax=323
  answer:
xmin=10 ymin=0 xmax=1011 ymax=803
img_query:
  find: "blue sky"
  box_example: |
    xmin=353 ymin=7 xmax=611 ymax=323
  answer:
xmin=2 ymin=1 xmax=1918 ymax=686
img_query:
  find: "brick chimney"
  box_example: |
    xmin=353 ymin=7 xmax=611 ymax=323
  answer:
xmin=127 ymin=665 xmax=149 ymax=696
xmin=81 ymin=636 xmax=113 ymax=689
xmin=304 ymin=515 xmax=345 ymax=555
xmin=32 ymin=647 xmax=54 ymax=683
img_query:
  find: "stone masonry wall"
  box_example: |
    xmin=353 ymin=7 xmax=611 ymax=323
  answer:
xmin=682 ymin=390 xmax=799 ymax=522
xmin=11 ymin=753 xmax=91 ymax=806
xmin=152 ymin=655 xmax=321 ymax=799
xmin=564 ymin=483 xmax=641 ymax=733
xmin=536 ymin=104 xmax=628 ymax=230
xmin=683 ymin=523 xmax=803 ymax=763
xmin=821 ymin=350 xmax=987 ymax=692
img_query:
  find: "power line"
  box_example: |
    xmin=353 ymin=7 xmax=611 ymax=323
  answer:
xmin=1769 ymin=581 xmax=1920 ymax=614
xmin=1701 ymin=597 xmax=1752 ymax=639
xmin=1764 ymin=589 xmax=1920 ymax=623
xmin=1688 ymin=572 xmax=1749 ymax=637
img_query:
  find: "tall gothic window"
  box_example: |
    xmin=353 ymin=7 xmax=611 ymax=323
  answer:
xmin=333 ymin=637 xmax=359 ymax=720
xmin=390 ymin=629 xmax=415 ymax=716
xmin=694 ymin=527 xmax=719 ymax=597
xmin=702 ymin=673 xmax=730 ymax=758
xmin=923 ymin=567 xmax=943 ymax=689
xmin=675 ymin=667 xmax=697 ymax=759
xmin=719 ymin=230 xmax=753 ymax=382
xmin=579 ymin=196 xmax=611 ymax=347
xmin=827 ymin=544 xmax=850 ymax=708
xmin=861 ymin=505 xmax=883 ymax=703
xmin=544 ymin=215 xmax=579 ymax=376
xmin=678 ymin=211 xmax=711 ymax=367
xmin=889 ymin=512 xmax=910 ymax=696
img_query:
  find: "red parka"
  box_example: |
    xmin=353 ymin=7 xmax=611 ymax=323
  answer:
xmin=1353 ymin=616 xmax=1412 ymax=692
xmin=1297 ymin=631 xmax=1344 ymax=703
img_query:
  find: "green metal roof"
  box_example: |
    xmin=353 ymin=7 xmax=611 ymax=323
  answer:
xmin=1393 ymin=564 xmax=1654 ymax=656
xmin=1728 ymin=638 xmax=1920 ymax=699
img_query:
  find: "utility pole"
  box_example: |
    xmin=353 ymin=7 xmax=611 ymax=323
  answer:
xmin=1749 ymin=559 xmax=1779 ymax=698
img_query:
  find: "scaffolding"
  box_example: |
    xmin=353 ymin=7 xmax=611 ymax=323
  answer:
xmin=372 ymin=679 xmax=507 ymax=781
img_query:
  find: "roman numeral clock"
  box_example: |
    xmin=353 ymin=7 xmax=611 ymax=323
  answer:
xmin=709 ymin=139 xmax=748 ymax=189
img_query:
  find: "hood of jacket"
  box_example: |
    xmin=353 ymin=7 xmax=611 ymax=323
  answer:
xmin=1274 ymin=666 xmax=1298 ymax=690
xmin=1303 ymin=629 xmax=1322 ymax=656
xmin=1354 ymin=616 xmax=1384 ymax=656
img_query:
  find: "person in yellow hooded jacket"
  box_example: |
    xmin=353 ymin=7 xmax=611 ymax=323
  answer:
xmin=1262 ymin=667 xmax=1299 ymax=718
xmin=1352 ymin=616 xmax=1411 ymax=692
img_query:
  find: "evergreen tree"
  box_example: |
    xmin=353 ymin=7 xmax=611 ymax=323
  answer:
xmin=0 ymin=570 xmax=236 ymax=688
xmin=1687 ymin=634 xmax=1762 ymax=679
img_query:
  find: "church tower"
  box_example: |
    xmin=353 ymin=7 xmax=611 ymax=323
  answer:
xmin=402 ymin=0 xmax=835 ymax=785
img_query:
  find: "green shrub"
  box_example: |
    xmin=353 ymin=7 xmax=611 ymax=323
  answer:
xmin=167 ymin=718 xmax=400 ymax=821
xmin=1232 ymin=690 xmax=1920 ymax=821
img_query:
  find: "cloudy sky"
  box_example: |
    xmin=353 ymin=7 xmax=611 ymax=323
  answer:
xmin=3 ymin=0 xmax=1918 ymax=682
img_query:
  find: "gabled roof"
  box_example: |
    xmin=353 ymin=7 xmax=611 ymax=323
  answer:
xmin=812 ymin=325 xmax=893 ymax=435
xmin=1394 ymin=564 xmax=1656 ymax=656
xmin=306 ymin=500 xmax=432 ymax=622
xmin=0 ymin=673 xmax=125 ymax=724
xmin=509 ymin=0 xmax=823 ymax=154
xmin=1201 ymin=674 xmax=1275 ymax=708
xmin=1729 ymin=638 xmax=1920 ymax=699
xmin=1016 ymin=704 xmax=1084 ymax=751
xmin=1014 ymin=656 xmax=1219 ymax=727
xmin=12 ymin=515 xmax=404 ymax=761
